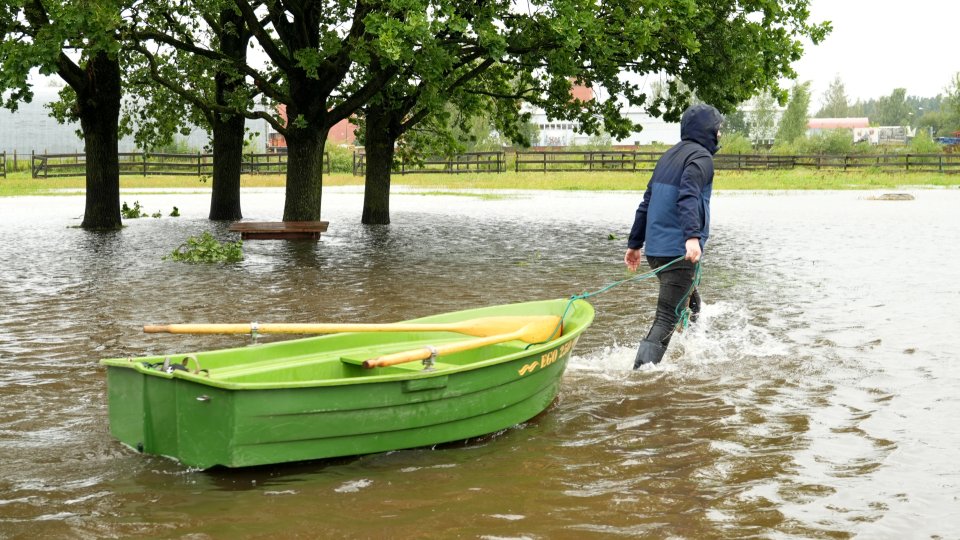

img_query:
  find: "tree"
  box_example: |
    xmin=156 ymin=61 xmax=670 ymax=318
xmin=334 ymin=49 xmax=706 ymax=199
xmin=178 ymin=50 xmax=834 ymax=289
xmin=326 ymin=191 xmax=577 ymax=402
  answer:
xmin=129 ymin=0 xmax=257 ymax=220
xmin=943 ymin=72 xmax=960 ymax=133
xmin=749 ymin=91 xmax=779 ymax=145
xmin=1 ymin=0 xmax=126 ymax=230
xmin=874 ymin=88 xmax=910 ymax=127
xmin=816 ymin=75 xmax=848 ymax=118
xmin=776 ymin=81 xmax=812 ymax=144
xmin=358 ymin=0 xmax=830 ymax=223
xmin=723 ymin=108 xmax=750 ymax=139
xmin=129 ymin=0 xmax=406 ymax=222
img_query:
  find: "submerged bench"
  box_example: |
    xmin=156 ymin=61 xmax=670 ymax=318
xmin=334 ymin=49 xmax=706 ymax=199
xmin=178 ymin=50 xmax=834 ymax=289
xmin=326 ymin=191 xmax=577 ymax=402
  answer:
xmin=228 ymin=221 xmax=329 ymax=240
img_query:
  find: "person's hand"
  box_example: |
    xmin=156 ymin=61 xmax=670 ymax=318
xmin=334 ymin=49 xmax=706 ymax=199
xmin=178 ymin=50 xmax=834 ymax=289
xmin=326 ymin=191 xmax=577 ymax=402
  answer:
xmin=624 ymin=248 xmax=642 ymax=271
xmin=684 ymin=238 xmax=702 ymax=263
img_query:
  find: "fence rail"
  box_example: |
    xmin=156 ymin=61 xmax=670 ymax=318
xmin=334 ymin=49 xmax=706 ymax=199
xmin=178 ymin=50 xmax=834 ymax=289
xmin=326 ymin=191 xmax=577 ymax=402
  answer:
xmin=514 ymin=151 xmax=960 ymax=174
xmin=29 ymin=152 xmax=329 ymax=179
xmin=13 ymin=150 xmax=960 ymax=179
xmin=353 ymin=151 xmax=505 ymax=176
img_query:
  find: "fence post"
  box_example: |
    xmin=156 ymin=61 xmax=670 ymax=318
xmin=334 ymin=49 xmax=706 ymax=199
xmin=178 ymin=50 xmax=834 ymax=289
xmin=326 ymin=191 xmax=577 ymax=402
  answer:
xmin=940 ymin=154 xmax=943 ymax=173
xmin=13 ymin=149 xmax=16 ymax=172
xmin=515 ymin=152 xmax=519 ymax=173
xmin=905 ymin=154 xmax=910 ymax=172
xmin=142 ymin=152 xmax=147 ymax=176
xmin=542 ymin=151 xmax=547 ymax=174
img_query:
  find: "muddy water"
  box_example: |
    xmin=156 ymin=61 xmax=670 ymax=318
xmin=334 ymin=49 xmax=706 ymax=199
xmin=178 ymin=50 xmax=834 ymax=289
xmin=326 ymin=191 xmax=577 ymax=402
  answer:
xmin=1 ymin=188 xmax=958 ymax=538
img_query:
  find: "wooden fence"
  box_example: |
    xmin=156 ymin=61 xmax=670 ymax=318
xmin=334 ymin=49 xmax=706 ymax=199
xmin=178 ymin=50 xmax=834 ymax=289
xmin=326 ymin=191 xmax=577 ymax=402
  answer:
xmin=29 ymin=152 xmax=328 ymax=179
xmin=16 ymin=150 xmax=960 ymax=178
xmin=353 ymin=151 xmax=505 ymax=176
xmin=0 ymin=152 xmax=5 ymax=178
xmin=514 ymin=151 xmax=960 ymax=174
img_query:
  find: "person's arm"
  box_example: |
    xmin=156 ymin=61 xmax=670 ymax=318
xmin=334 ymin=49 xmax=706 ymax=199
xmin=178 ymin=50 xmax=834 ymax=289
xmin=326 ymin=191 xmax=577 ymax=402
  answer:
xmin=677 ymin=159 xmax=708 ymax=262
xmin=625 ymin=185 xmax=652 ymax=271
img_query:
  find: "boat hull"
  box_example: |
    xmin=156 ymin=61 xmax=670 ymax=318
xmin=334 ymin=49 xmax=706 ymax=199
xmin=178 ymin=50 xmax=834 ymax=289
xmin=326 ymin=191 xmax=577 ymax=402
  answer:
xmin=102 ymin=298 xmax=593 ymax=469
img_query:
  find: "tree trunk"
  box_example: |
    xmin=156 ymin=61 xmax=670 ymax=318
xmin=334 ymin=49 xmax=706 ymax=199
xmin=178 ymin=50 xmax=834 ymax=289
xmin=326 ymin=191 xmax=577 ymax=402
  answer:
xmin=208 ymin=7 xmax=250 ymax=221
xmin=209 ymin=114 xmax=244 ymax=220
xmin=362 ymin=104 xmax=397 ymax=225
xmin=77 ymin=52 xmax=122 ymax=231
xmin=282 ymin=126 xmax=326 ymax=221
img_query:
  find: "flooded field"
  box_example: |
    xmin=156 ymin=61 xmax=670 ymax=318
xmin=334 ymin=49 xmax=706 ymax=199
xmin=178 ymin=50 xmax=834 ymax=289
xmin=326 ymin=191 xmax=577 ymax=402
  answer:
xmin=1 ymin=187 xmax=958 ymax=538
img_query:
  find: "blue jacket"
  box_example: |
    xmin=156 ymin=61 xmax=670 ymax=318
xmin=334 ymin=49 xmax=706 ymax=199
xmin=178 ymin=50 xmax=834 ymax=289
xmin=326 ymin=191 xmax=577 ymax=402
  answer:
xmin=628 ymin=104 xmax=722 ymax=257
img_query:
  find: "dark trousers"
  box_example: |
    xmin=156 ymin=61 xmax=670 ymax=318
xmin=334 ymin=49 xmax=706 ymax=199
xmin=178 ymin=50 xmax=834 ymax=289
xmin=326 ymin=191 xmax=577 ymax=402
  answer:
xmin=634 ymin=256 xmax=700 ymax=367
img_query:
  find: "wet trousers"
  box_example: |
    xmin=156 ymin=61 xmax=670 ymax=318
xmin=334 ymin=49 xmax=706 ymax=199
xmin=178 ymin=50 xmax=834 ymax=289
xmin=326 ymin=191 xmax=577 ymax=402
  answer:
xmin=633 ymin=256 xmax=700 ymax=367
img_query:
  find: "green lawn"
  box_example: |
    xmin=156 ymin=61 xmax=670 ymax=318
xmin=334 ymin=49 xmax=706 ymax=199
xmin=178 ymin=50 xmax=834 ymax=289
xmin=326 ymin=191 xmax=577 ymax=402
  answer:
xmin=2 ymin=168 xmax=958 ymax=197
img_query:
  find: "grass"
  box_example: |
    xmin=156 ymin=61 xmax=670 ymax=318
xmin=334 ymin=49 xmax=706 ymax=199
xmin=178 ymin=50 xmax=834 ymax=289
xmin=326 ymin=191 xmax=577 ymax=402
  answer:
xmin=2 ymin=168 xmax=958 ymax=197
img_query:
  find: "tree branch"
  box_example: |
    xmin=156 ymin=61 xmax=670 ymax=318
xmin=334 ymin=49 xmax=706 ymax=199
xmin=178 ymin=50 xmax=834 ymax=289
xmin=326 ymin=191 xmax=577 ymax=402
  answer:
xmin=232 ymin=0 xmax=293 ymax=71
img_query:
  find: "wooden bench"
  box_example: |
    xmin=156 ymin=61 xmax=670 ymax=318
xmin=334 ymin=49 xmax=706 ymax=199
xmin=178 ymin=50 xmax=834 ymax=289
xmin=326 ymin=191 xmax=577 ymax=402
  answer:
xmin=228 ymin=221 xmax=329 ymax=240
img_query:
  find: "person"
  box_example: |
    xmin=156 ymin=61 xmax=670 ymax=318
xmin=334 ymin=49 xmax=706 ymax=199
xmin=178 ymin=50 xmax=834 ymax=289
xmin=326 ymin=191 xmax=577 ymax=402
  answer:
xmin=624 ymin=103 xmax=723 ymax=367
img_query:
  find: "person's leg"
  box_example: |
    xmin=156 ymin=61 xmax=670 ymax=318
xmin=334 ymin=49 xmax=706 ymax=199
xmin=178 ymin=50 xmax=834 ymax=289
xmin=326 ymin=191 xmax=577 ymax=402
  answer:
xmin=634 ymin=256 xmax=697 ymax=367
xmin=688 ymin=288 xmax=701 ymax=324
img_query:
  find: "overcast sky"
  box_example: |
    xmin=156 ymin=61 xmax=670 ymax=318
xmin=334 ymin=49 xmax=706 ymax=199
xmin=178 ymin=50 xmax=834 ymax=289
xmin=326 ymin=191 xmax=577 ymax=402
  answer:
xmin=791 ymin=0 xmax=959 ymax=104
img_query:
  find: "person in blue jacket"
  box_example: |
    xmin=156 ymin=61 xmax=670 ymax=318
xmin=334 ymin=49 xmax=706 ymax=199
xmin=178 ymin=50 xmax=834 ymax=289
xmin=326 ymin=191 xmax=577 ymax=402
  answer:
xmin=624 ymin=103 xmax=723 ymax=367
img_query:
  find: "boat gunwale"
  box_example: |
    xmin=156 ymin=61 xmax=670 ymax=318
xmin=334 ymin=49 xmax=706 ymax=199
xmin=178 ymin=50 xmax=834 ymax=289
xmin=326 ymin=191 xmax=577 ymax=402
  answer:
xmin=100 ymin=299 xmax=594 ymax=391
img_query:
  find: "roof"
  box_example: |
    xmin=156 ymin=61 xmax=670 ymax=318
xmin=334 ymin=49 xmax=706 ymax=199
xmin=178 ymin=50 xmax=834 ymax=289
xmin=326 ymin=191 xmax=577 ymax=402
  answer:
xmin=807 ymin=117 xmax=870 ymax=129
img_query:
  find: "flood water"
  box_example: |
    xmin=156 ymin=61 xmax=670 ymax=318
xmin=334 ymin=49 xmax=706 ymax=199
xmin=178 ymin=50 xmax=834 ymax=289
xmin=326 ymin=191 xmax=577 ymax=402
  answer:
xmin=1 ymin=186 xmax=958 ymax=538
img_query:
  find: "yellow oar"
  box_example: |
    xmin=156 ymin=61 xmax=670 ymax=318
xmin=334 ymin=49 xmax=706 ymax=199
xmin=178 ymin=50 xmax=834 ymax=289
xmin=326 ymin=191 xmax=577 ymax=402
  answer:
xmin=143 ymin=315 xmax=562 ymax=341
xmin=362 ymin=322 xmax=553 ymax=369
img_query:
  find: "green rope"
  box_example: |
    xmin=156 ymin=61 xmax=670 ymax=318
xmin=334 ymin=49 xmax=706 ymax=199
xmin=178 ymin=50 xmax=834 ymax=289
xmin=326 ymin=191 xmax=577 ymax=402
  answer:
xmin=529 ymin=255 xmax=702 ymax=348
xmin=673 ymin=259 xmax=703 ymax=332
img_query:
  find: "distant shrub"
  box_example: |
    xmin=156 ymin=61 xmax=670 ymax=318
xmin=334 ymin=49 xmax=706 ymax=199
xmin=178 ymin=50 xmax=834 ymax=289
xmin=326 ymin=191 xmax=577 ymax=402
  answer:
xmin=325 ymin=144 xmax=354 ymax=173
xmin=717 ymin=133 xmax=753 ymax=155
xmin=799 ymin=129 xmax=853 ymax=155
xmin=909 ymin=131 xmax=941 ymax=154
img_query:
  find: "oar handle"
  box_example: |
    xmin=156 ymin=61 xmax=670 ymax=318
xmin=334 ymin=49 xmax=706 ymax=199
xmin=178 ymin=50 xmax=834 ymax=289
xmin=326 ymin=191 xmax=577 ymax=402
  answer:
xmin=362 ymin=329 xmax=526 ymax=369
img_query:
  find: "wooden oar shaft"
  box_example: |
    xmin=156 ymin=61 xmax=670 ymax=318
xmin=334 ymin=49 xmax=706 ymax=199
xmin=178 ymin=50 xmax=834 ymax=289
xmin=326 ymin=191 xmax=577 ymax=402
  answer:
xmin=143 ymin=315 xmax=562 ymax=341
xmin=362 ymin=329 xmax=527 ymax=369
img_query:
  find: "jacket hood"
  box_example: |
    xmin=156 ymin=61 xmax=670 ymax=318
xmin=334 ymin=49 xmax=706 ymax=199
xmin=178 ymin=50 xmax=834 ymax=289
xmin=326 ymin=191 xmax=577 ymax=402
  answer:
xmin=680 ymin=104 xmax=724 ymax=155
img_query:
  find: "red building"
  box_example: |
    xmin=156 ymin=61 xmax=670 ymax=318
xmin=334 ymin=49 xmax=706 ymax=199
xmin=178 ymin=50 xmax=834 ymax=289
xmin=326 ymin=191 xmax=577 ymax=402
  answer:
xmin=266 ymin=105 xmax=357 ymax=152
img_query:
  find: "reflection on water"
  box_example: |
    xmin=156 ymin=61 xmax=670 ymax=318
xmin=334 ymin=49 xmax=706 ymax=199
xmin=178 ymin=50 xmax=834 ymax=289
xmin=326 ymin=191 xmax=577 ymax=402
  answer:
xmin=1 ymin=188 xmax=959 ymax=537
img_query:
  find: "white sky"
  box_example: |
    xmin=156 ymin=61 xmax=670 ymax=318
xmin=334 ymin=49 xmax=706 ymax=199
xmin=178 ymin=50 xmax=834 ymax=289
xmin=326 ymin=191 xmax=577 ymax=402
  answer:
xmin=791 ymin=0 xmax=960 ymax=103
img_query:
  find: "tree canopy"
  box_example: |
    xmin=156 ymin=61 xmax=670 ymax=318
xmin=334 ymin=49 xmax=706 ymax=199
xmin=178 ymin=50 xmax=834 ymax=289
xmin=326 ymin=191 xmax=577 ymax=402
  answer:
xmin=776 ymin=81 xmax=812 ymax=144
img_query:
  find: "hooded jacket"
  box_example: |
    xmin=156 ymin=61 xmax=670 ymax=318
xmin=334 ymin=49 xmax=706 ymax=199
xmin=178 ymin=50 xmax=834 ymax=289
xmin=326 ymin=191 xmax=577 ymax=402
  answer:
xmin=628 ymin=104 xmax=723 ymax=257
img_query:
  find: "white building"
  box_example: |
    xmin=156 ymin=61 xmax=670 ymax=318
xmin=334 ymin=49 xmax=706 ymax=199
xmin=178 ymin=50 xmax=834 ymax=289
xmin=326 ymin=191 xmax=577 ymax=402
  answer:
xmin=527 ymin=106 xmax=680 ymax=147
xmin=0 ymin=83 xmax=267 ymax=154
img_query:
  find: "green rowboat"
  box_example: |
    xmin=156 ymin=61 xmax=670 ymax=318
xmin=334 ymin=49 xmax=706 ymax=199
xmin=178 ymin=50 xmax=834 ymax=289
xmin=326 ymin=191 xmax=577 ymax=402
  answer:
xmin=100 ymin=298 xmax=594 ymax=469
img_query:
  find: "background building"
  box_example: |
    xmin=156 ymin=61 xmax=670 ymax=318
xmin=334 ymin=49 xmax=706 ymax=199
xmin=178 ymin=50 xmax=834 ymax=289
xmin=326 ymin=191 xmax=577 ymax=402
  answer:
xmin=264 ymin=105 xmax=357 ymax=153
xmin=526 ymin=85 xmax=681 ymax=147
xmin=0 ymin=84 xmax=268 ymax=155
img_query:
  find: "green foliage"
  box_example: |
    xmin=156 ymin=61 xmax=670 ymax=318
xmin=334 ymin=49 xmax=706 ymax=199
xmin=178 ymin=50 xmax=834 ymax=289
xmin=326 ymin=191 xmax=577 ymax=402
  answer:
xmin=875 ymin=88 xmax=911 ymax=127
xmin=909 ymin=131 xmax=941 ymax=154
xmin=166 ymin=232 xmax=243 ymax=263
xmin=718 ymin=133 xmax=753 ymax=155
xmin=121 ymin=201 xmax=146 ymax=219
xmin=150 ymin=137 xmax=200 ymax=154
xmin=724 ymin=109 xmax=750 ymax=138
xmin=801 ymin=129 xmax=854 ymax=155
xmin=121 ymin=200 xmax=180 ymax=218
xmin=815 ymin=75 xmax=849 ymax=118
xmin=776 ymin=82 xmax=812 ymax=144
xmin=324 ymin=144 xmax=354 ymax=174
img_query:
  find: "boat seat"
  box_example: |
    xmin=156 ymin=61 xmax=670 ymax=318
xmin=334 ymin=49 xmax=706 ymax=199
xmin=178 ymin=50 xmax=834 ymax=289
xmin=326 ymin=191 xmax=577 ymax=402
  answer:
xmin=339 ymin=354 xmax=456 ymax=372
